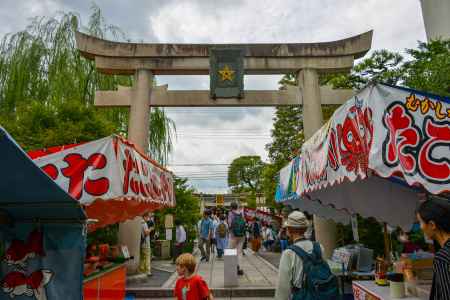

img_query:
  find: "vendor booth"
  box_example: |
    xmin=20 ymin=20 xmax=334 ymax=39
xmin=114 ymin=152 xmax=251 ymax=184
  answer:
xmin=26 ymin=134 xmax=175 ymax=299
xmin=0 ymin=127 xmax=87 ymax=300
xmin=277 ymin=83 xmax=449 ymax=228
xmin=276 ymin=83 xmax=450 ymax=299
xmin=0 ymin=130 xmax=175 ymax=300
xmin=28 ymin=135 xmax=175 ymax=232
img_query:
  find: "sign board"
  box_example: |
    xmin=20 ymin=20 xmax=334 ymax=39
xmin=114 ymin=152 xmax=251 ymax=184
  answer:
xmin=216 ymin=194 xmax=225 ymax=206
xmin=165 ymin=214 xmax=174 ymax=228
xmin=210 ymin=48 xmax=244 ymax=99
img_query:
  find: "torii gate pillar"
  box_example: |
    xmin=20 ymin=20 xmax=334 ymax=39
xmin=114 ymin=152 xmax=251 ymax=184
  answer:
xmin=299 ymin=68 xmax=337 ymax=259
xmin=75 ymin=29 xmax=373 ymax=270
xmin=118 ymin=69 xmax=153 ymax=273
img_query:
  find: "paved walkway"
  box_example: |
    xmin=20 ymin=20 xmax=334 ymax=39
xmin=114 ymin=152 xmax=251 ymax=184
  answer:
xmin=127 ymin=249 xmax=279 ymax=298
xmin=127 ymin=259 xmax=176 ymax=288
xmin=257 ymin=251 xmax=281 ymax=268
xmin=163 ymin=249 xmax=278 ymax=289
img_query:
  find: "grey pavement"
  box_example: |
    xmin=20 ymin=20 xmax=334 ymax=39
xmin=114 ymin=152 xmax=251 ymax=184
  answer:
xmin=127 ymin=259 xmax=175 ymax=288
xmin=127 ymin=249 xmax=279 ymax=298
xmin=257 ymin=250 xmax=282 ymax=269
xmin=163 ymin=248 xmax=278 ymax=289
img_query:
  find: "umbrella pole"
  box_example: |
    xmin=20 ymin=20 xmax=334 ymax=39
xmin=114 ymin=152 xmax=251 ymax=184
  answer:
xmin=383 ymin=223 xmax=391 ymax=263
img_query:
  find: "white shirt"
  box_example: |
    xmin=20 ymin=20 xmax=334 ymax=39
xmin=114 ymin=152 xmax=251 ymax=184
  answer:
xmin=176 ymin=225 xmax=186 ymax=244
xmin=275 ymin=240 xmax=324 ymax=300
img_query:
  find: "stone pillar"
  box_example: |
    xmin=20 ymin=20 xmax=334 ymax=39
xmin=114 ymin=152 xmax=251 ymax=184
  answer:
xmin=298 ymin=69 xmax=337 ymax=259
xmin=420 ymin=0 xmax=450 ymax=41
xmin=119 ymin=69 xmax=153 ymax=273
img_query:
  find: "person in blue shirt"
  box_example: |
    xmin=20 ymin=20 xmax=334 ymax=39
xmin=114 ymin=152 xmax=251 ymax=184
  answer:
xmin=199 ymin=210 xmax=213 ymax=262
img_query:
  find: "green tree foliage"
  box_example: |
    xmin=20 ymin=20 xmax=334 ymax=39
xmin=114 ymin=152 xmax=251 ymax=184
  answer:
xmin=323 ymin=40 xmax=450 ymax=97
xmin=323 ymin=50 xmax=404 ymax=89
xmin=403 ymin=39 xmax=450 ymax=97
xmin=156 ymin=177 xmax=201 ymax=252
xmin=0 ymin=6 xmax=175 ymax=164
xmin=227 ymin=156 xmax=265 ymax=195
xmin=338 ymin=216 xmax=385 ymax=257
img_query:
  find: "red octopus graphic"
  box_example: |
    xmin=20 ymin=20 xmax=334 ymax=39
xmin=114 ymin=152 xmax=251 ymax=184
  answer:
xmin=336 ymin=97 xmax=373 ymax=174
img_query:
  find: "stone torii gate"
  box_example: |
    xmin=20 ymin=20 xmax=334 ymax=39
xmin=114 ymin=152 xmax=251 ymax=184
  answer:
xmin=76 ymin=30 xmax=372 ymax=272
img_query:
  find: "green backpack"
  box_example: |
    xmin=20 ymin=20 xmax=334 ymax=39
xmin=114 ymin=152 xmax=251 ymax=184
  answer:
xmin=231 ymin=213 xmax=246 ymax=237
xmin=289 ymin=243 xmax=339 ymax=300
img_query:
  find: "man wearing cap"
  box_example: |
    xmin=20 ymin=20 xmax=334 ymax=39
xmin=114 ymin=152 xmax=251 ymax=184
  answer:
xmin=275 ymin=211 xmax=324 ymax=300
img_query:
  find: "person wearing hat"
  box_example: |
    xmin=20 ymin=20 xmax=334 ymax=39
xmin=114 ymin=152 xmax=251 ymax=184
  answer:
xmin=275 ymin=211 xmax=324 ymax=300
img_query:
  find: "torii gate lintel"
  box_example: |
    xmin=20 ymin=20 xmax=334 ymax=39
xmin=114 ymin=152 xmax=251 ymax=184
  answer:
xmin=76 ymin=30 xmax=373 ymax=270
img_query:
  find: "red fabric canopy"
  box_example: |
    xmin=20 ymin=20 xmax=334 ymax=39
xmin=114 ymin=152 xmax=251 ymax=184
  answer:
xmin=28 ymin=135 xmax=175 ymax=231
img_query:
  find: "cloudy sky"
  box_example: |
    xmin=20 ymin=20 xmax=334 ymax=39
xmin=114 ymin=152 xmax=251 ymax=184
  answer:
xmin=0 ymin=0 xmax=427 ymax=193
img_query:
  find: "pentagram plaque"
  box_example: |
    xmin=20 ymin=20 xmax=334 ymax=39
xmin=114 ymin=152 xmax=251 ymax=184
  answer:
xmin=210 ymin=48 xmax=244 ymax=99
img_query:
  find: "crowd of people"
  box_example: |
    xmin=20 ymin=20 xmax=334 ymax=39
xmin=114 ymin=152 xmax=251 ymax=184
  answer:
xmin=196 ymin=203 xmax=297 ymax=263
xmin=141 ymin=198 xmax=450 ymax=300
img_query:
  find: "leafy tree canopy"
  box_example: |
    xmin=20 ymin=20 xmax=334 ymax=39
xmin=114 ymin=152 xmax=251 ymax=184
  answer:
xmin=0 ymin=5 xmax=175 ymax=164
xmin=403 ymin=39 xmax=450 ymax=97
xmin=227 ymin=155 xmax=265 ymax=194
xmin=155 ymin=177 xmax=201 ymax=251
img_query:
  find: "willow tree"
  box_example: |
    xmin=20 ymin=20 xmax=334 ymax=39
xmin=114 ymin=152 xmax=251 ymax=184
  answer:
xmin=0 ymin=6 xmax=175 ymax=165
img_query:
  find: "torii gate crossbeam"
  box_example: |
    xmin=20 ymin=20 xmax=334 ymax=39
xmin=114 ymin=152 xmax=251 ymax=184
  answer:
xmin=76 ymin=30 xmax=373 ymax=272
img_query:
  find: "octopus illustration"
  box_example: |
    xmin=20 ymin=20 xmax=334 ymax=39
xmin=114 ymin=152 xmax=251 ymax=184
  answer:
xmin=336 ymin=97 xmax=373 ymax=174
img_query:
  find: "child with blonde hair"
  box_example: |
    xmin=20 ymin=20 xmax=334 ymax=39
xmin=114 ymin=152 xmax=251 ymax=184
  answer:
xmin=174 ymin=253 xmax=213 ymax=300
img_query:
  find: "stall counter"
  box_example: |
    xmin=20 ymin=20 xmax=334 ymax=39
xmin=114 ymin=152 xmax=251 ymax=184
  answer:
xmin=83 ymin=263 xmax=126 ymax=300
xmin=352 ymin=281 xmax=430 ymax=300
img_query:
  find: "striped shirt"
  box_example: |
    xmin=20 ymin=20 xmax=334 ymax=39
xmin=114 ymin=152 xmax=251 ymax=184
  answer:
xmin=430 ymin=239 xmax=450 ymax=300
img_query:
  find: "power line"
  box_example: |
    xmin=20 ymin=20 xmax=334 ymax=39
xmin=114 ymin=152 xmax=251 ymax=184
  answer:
xmin=169 ymin=163 xmax=230 ymax=166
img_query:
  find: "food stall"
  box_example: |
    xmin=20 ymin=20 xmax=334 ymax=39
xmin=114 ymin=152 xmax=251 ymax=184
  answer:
xmin=27 ymin=134 xmax=176 ymax=300
xmin=0 ymin=127 xmax=87 ymax=300
xmin=276 ymin=83 xmax=450 ymax=299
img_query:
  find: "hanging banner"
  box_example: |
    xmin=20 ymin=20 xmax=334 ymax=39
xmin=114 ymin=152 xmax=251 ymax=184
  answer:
xmin=276 ymin=84 xmax=449 ymax=229
xmin=278 ymin=83 xmax=449 ymax=199
xmin=302 ymin=84 xmax=449 ymax=195
xmin=275 ymin=156 xmax=301 ymax=202
xmin=30 ymin=136 xmax=175 ymax=230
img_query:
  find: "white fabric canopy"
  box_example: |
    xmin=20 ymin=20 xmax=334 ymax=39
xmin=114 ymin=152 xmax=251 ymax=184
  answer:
xmin=276 ymin=83 xmax=449 ymax=230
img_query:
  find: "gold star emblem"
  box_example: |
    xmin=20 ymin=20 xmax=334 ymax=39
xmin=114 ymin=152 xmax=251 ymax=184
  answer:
xmin=218 ymin=65 xmax=235 ymax=82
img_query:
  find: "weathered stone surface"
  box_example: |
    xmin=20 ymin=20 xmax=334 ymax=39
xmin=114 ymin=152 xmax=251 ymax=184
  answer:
xmin=76 ymin=30 xmax=372 ymax=58
xmin=93 ymin=55 xmax=356 ymax=75
xmin=94 ymin=84 xmax=354 ymax=107
xmin=76 ymin=31 xmax=372 ymax=75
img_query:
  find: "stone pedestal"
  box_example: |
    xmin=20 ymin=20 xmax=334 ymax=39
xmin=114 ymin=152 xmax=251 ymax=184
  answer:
xmin=224 ymin=248 xmax=239 ymax=287
xmin=299 ymin=68 xmax=337 ymax=259
xmin=119 ymin=69 xmax=153 ymax=273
